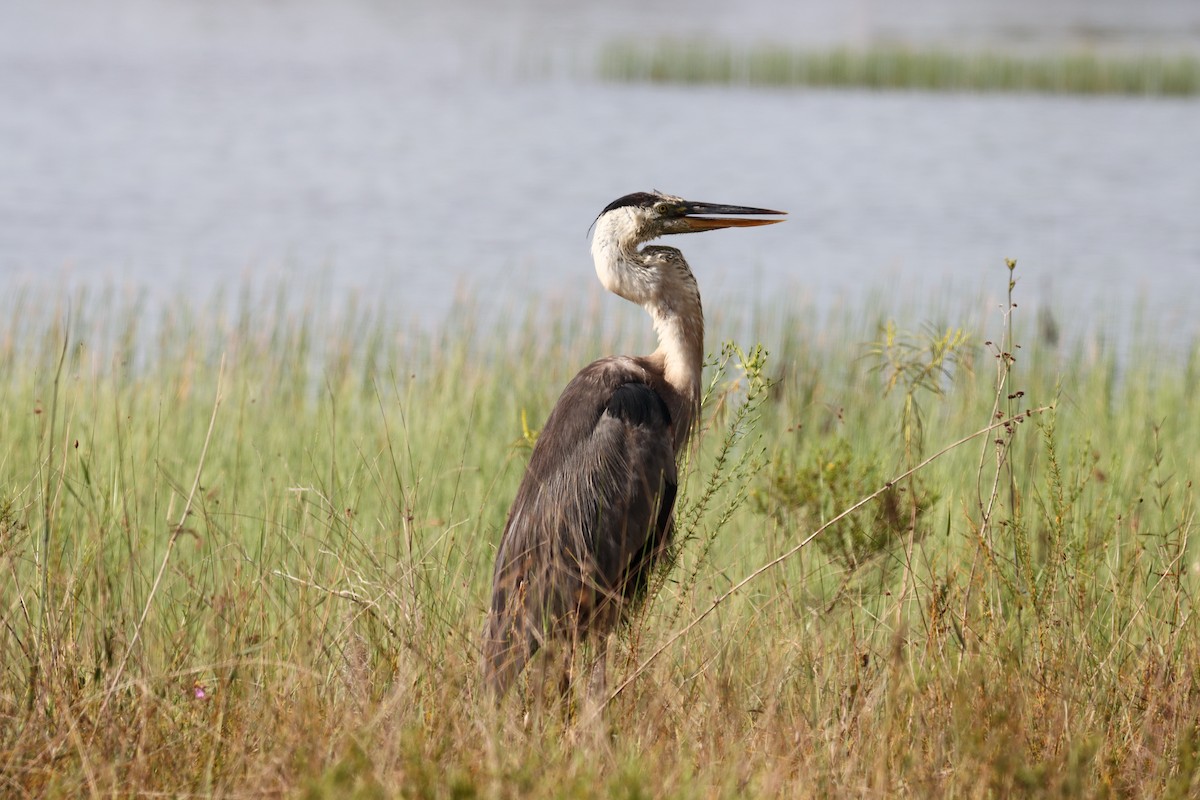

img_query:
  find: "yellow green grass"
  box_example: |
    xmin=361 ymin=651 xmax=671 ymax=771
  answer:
xmin=1 ymin=269 xmax=1198 ymax=797
xmin=598 ymin=40 xmax=1200 ymax=95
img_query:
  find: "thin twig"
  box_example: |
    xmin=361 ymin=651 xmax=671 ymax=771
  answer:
xmin=1097 ymin=543 xmax=1189 ymax=672
xmin=590 ymin=406 xmax=1049 ymax=720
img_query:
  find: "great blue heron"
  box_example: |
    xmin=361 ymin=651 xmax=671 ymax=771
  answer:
xmin=481 ymin=190 xmax=785 ymax=701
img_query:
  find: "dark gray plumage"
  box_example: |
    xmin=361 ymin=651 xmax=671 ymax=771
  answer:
xmin=481 ymin=191 xmax=784 ymax=699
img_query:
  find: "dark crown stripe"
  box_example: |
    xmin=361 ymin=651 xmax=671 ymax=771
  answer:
xmin=600 ymin=191 xmax=661 ymax=216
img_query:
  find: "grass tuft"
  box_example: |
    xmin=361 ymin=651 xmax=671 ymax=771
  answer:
xmin=0 ymin=273 xmax=1197 ymax=796
xmin=599 ymin=39 xmax=1200 ymax=95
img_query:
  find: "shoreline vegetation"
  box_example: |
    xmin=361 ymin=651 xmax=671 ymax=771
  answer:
xmin=598 ymin=40 xmax=1200 ymax=95
xmin=1 ymin=270 xmax=1198 ymax=796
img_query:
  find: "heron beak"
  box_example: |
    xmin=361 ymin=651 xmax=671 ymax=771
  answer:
xmin=673 ymin=201 xmax=787 ymax=233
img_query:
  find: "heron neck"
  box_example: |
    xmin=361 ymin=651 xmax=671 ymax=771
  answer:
xmin=591 ymin=228 xmax=704 ymax=430
xmin=647 ymin=300 xmax=704 ymax=421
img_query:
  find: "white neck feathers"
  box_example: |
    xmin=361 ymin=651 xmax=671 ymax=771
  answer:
xmin=590 ymin=211 xmax=704 ymax=405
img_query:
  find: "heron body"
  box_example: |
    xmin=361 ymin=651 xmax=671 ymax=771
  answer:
xmin=482 ymin=191 xmax=784 ymax=698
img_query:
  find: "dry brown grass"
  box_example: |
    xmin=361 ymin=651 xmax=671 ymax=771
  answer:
xmin=1 ymin=282 xmax=1197 ymax=797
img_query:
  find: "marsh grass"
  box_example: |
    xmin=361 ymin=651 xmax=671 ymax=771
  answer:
xmin=0 ymin=275 xmax=1198 ymax=797
xmin=598 ymin=39 xmax=1200 ymax=96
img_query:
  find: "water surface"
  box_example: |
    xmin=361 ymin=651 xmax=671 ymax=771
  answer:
xmin=3 ymin=1 xmax=1198 ymax=348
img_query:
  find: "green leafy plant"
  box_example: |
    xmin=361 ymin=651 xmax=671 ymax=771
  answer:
xmin=754 ymin=436 xmax=924 ymax=572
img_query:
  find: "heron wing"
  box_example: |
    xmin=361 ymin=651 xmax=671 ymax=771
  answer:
xmin=482 ymin=359 xmax=678 ymax=693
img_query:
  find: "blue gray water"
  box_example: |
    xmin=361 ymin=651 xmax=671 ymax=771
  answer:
xmin=3 ymin=0 xmax=1198 ymax=346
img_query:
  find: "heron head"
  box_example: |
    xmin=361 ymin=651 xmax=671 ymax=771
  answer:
xmin=590 ymin=190 xmax=785 ymax=312
xmin=594 ymin=190 xmax=785 ymax=244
